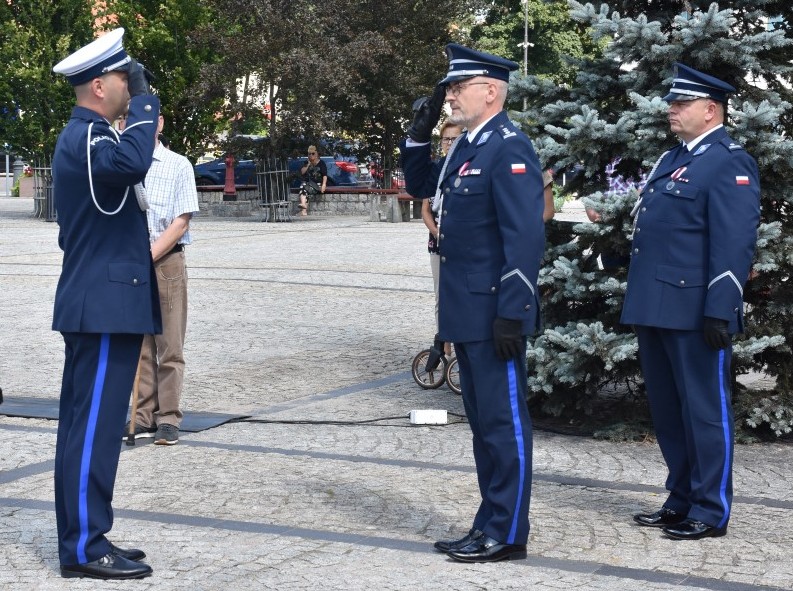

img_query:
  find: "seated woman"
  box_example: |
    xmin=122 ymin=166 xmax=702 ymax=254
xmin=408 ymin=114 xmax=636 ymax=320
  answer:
xmin=298 ymin=145 xmax=327 ymax=216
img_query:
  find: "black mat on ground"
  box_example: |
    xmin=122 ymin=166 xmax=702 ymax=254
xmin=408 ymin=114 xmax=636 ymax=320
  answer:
xmin=0 ymin=396 xmax=248 ymax=433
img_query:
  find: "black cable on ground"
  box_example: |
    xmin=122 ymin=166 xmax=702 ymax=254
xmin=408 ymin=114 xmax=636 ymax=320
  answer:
xmin=228 ymin=415 xmax=469 ymax=427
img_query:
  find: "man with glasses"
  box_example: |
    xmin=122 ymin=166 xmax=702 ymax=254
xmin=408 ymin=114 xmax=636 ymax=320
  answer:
xmin=401 ymin=44 xmax=545 ymax=563
xmin=622 ymin=63 xmax=760 ymax=540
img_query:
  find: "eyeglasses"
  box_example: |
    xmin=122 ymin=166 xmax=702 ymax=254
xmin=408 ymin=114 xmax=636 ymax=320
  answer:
xmin=446 ymin=81 xmax=491 ymax=97
xmin=440 ymin=136 xmax=459 ymax=144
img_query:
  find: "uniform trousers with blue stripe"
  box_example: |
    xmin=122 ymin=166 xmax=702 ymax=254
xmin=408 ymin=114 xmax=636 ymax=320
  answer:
xmin=635 ymin=326 xmax=734 ymax=528
xmin=455 ymin=339 xmax=533 ymax=545
xmin=54 ymin=332 xmax=143 ymax=565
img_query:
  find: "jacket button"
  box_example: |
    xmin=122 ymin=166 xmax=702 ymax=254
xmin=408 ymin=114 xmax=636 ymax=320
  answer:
xmin=463 ymin=188 xmax=468 ymax=193
xmin=675 ymin=190 xmax=680 ymax=194
xmin=144 ymin=104 xmax=152 ymax=112
xmin=439 ymin=233 xmax=444 ymax=240
xmin=524 ymin=304 xmax=531 ymax=310
xmin=635 ymin=227 xmax=641 ymax=233
xmin=490 ymin=286 xmax=496 ymax=293
xmin=679 ymin=280 xmax=685 ymax=286
xmin=641 ymin=207 xmax=647 ymax=212
xmin=634 ymin=248 xmax=639 ymax=254
xmin=734 ymin=307 xmax=739 ymax=313
xmin=133 ymin=278 xmax=139 ymax=285
xmin=440 ymin=256 xmax=446 ymax=263
xmin=445 ymin=188 xmax=450 ymax=194
xmin=443 ymin=210 xmax=448 ymax=216
xmin=649 ymin=188 xmax=654 ymax=193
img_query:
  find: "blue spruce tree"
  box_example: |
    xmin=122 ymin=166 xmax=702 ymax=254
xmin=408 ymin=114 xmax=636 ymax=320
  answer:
xmin=512 ymin=1 xmax=793 ymax=438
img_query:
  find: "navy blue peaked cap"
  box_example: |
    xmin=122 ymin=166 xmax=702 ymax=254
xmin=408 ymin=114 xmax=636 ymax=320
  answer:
xmin=440 ymin=43 xmax=519 ymax=84
xmin=663 ymin=62 xmax=736 ymax=104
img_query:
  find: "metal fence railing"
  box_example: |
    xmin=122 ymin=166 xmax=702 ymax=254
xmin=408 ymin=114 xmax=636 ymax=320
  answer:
xmin=32 ymin=162 xmax=55 ymax=222
xmin=255 ymin=158 xmax=292 ymax=222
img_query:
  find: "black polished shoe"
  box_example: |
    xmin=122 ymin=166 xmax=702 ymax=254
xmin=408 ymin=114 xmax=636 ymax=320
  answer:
xmin=662 ymin=518 xmax=727 ymax=540
xmin=447 ymin=534 xmax=527 ymax=563
xmin=433 ymin=529 xmax=484 ymax=553
xmin=633 ymin=507 xmax=686 ymax=528
xmin=109 ymin=542 xmax=146 ymax=562
xmin=60 ymin=553 xmax=153 ymax=579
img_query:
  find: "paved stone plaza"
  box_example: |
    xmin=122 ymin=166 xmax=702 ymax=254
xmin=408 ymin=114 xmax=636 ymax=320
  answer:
xmin=1 ymin=197 xmax=791 ymax=590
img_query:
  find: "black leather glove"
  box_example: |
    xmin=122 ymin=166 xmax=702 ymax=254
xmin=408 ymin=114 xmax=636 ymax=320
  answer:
xmin=493 ymin=317 xmax=523 ymax=361
xmin=425 ymin=333 xmax=445 ymax=372
xmin=127 ymin=59 xmax=155 ymax=97
xmin=703 ymin=317 xmax=731 ymax=350
xmin=406 ymin=83 xmax=446 ymax=143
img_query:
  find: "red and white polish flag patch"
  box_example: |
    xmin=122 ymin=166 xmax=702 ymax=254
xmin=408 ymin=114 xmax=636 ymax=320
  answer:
xmin=736 ymin=176 xmax=750 ymax=185
xmin=511 ymin=163 xmax=526 ymax=174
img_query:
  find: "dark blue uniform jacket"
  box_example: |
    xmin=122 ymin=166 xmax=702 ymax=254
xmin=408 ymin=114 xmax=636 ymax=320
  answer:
xmin=52 ymin=96 xmax=162 ymax=335
xmin=402 ymin=111 xmax=545 ymax=343
xmin=621 ymin=127 xmax=760 ymax=333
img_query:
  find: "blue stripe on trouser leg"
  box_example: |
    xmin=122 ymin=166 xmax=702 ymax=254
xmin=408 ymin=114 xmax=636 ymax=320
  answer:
xmin=76 ymin=333 xmax=110 ymax=564
xmin=455 ymin=340 xmax=532 ymax=544
xmin=506 ymin=359 xmax=526 ymax=545
xmin=716 ymin=349 xmax=731 ymax=528
xmin=56 ymin=332 xmax=142 ymax=565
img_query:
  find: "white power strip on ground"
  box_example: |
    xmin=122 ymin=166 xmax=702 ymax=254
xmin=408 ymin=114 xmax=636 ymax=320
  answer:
xmin=409 ymin=409 xmax=448 ymax=425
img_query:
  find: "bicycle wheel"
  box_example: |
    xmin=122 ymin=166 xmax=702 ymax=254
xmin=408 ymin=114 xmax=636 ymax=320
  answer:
xmin=445 ymin=356 xmax=461 ymax=395
xmin=411 ymin=349 xmax=447 ymax=389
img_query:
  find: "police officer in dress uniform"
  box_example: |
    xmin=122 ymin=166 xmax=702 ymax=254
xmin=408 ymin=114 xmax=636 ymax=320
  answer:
xmin=622 ymin=63 xmax=760 ymax=540
xmin=400 ymin=44 xmax=545 ymax=563
xmin=51 ymin=28 xmax=161 ymax=579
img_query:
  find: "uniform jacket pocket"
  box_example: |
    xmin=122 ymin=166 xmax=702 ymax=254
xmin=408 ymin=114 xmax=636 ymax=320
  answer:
xmin=466 ymin=271 xmax=499 ymax=294
xmin=108 ymin=262 xmax=149 ymax=286
xmin=661 ymin=183 xmax=699 ymax=201
xmin=655 ymin=264 xmax=706 ymax=288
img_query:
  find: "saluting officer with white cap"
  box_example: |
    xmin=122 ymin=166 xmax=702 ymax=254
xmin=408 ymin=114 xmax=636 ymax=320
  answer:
xmin=51 ymin=28 xmax=161 ymax=580
xmin=401 ymin=44 xmax=544 ymax=563
xmin=623 ymin=63 xmax=761 ymax=541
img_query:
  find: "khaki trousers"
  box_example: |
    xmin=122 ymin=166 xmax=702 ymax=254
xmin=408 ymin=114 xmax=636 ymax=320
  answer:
xmin=136 ymin=250 xmax=188 ymax=428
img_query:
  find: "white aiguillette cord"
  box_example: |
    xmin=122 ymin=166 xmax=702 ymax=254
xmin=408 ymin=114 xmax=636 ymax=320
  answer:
xmin=432 ymin=132 xmax=464 ymax=236
xmin=86 ymin=122 xmax=130 ymax=215
xmin=630 ymin=150 xmax=669 ymax=220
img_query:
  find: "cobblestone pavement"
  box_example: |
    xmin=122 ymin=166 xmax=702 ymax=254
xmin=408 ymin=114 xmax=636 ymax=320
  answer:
xmin=1 ymin=198 xmax=791 ymax=591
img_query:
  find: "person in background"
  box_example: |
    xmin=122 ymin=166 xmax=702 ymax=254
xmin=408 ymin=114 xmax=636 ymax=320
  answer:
xmin=421 ymin=120 xmax=464 ymax=357
xmin=298 ymin=145 xmax=327 ymax=215
xmin=51 ymin=28 xmax=159 ymax=580
xmin=542 ymin=168 xmax=555 ymax=222
xmin=122 ymin=115 xmax=199 ymax=446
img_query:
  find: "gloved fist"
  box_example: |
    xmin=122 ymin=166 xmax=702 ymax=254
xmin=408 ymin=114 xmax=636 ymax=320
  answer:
xmin=407 ymin=83 xmax=446 ymax=143
xmin=703 ymin=317 xmax=731 ymax=350
xmin=493 ymin=317 xmax=523 ymax=361
xmin=127 ymin=59 xmax=155 ymax=97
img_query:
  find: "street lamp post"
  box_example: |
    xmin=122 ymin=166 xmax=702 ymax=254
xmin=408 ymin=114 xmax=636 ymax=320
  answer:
xmin=519 ymin=0 xmax=534 ymax=111
xmin=523 ymin=0 xmax=529 ymax=78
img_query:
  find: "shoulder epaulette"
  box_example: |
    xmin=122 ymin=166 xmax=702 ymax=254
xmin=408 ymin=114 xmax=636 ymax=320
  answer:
xmin=498 ymin=124 xmax=517 ymax=139
xmin=722 ymin=137 xmax=744 ymax=152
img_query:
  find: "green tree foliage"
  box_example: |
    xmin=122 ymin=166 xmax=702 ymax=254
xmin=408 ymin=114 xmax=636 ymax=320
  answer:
xmin=328 ymin=0 xmax=467 ymax=173
xmin=470 ymin=0 xmax=601 ymax=86
xmin=199 ymin=0 xmax=472 ymax=170
xmin=0 ymin=1 xmax=93 ymax=160
xmin=98 ymin=0 xmax=225 ymax=160
xmin=515 ymin=1 xmax=793 ymax=438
